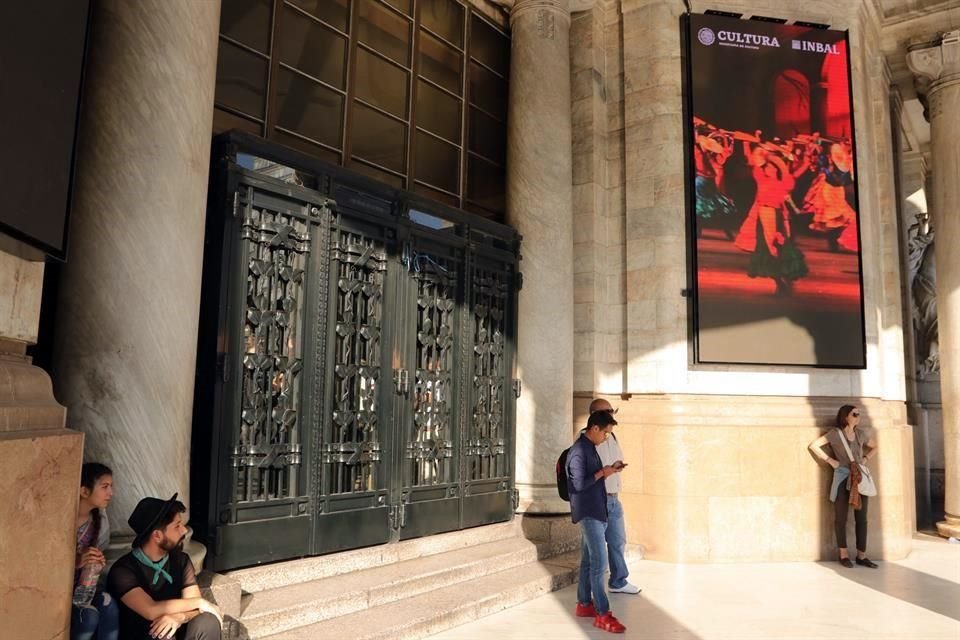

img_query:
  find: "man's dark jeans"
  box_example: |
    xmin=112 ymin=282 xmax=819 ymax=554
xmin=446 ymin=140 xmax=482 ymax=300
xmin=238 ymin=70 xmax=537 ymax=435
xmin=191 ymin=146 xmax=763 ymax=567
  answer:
xmin=176 ymin=612 xmax=222 ymax=640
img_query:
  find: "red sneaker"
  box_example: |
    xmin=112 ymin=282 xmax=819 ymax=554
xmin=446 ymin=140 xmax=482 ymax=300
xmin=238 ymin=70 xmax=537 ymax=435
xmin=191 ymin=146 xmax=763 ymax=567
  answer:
xmin=594 ymin=611 xmax=626 ymax=633
xmin=575 ymin=602 xmax=597 ymax=617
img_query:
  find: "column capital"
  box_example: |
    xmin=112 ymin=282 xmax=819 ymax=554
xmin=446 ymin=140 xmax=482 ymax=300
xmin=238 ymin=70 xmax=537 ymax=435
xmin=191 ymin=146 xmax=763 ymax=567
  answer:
xmin=907 ymin=31 xmax=960 ymax=107
xmin=495 ymin=0 xmax=580 ymax=25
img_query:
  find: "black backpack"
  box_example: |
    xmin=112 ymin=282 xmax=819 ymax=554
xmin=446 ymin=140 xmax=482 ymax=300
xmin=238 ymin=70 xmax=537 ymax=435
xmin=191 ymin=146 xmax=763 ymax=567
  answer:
xmin=556 ymin=432 xmax=616 ymax=501
xmin=556 ymin=448 xmax=571 ymax=501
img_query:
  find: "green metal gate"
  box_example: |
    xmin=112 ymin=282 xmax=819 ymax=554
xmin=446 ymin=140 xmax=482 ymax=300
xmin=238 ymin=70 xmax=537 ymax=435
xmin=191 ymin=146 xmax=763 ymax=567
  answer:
xmin=193 ymin=132 xmax=520 ymax=570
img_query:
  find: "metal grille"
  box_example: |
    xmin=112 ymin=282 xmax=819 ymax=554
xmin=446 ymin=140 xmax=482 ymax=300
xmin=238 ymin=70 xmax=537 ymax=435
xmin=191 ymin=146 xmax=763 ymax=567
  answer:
xmin=232 ymin=201 xmax=310 ymax=502
xmin=324 ymin=230 xmax=388 ymax=494
xmin=407 ymin=253 xmax=457 ymax=486
xmin=201 ymin=134 xmax=519 ymax=569
xmin=466 ymin=267 xmax=508 ymax=481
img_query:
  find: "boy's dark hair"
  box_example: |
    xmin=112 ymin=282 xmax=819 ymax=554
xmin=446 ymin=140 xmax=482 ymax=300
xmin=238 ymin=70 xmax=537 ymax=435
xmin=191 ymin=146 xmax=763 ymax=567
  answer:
xmin=587 ymin=410 xmax=618 ymax=430
xmin=80 ymin=462 xmax=112 ymax=546
xmin=135 ymin=500 xmax=187 ymax=548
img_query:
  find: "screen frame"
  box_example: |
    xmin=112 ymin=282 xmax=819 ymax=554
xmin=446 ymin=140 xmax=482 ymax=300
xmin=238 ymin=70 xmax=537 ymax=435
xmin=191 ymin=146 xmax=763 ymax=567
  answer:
xmin=680 ymin=12 xmax=868 ymax=369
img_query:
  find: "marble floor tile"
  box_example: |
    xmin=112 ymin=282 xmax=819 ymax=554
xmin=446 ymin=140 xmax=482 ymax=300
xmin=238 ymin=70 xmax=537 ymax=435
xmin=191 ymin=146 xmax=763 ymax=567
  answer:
xmin=429 ymin=535 xmax=960 ymax=640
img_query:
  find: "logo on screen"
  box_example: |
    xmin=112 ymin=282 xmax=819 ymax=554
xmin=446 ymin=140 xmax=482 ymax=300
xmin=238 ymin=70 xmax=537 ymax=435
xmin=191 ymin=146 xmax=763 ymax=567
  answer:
xmin=698 ymin=27 xmax=716 ymax=46
xmin=792 ymin=40 xmax=841 ymax=54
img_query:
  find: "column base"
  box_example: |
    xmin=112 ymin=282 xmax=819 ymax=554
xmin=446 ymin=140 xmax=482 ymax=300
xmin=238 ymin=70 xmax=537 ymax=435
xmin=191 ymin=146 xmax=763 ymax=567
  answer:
xmin=0 ymin=429 xmax=83 ymax=638
xmin=185 ymin=526 xmax=208 ymax=571
xmin=518 ymin=514 xmax=581 ymax=555
xmin=516 ymin=484 xmax=571 ymax=515
xmin=935 ymin=514 xmax=960 ymax=539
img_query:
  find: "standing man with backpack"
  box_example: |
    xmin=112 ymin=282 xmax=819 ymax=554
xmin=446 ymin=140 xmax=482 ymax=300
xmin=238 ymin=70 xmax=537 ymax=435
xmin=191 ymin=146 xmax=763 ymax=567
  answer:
xmin=589 ymin=398 xmax=641 ymax=596
xmin=566 ymin=410 xmax=627 ymax=634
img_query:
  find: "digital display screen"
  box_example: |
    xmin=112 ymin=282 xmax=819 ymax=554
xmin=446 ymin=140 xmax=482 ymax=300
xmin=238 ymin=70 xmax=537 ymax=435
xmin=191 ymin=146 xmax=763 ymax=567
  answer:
xmin=685 ymin=13 xmax=866 ymax=367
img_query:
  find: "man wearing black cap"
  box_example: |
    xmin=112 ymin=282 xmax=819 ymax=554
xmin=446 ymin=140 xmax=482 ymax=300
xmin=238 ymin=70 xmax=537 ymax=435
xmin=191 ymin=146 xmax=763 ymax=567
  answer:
xmin=588 ymin=398 xmax=640 ymax=596
xmin=566 ymin=410 xmax=627 ymax=634
xmin=107 ymin=494 xmax=222 ymax=640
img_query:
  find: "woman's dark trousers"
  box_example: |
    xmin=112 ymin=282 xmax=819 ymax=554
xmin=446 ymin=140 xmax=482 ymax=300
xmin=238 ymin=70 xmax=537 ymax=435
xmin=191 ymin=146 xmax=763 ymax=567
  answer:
xmin=835 ymin=484 xmax=868 ymax=552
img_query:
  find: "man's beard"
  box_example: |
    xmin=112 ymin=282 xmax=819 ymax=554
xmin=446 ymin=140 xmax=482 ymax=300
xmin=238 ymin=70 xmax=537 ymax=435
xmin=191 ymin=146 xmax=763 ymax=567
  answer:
xmin=159 ymin=534 xmax=186 ymax=553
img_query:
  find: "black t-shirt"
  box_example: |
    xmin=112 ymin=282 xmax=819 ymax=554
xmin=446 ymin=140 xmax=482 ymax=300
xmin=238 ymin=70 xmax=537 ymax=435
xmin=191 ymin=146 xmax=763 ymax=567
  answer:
xmin=107 ymin=548 xmax=198 ymax=640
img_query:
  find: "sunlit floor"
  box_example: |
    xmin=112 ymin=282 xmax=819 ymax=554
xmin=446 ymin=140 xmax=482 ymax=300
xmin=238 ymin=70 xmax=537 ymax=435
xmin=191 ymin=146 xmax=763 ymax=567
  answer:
xmin=429 ymin=534 xmax=960 ymax=640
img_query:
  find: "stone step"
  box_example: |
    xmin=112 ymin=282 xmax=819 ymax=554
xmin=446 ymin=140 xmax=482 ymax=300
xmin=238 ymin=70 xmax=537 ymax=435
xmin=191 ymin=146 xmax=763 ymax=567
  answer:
xmin=238 ymin=536 xmax=545 ymax=638
xmin=259 ymin=551 xmax=581 ymax=640
xmin=228 ymin=520 xmax=520 ymax=593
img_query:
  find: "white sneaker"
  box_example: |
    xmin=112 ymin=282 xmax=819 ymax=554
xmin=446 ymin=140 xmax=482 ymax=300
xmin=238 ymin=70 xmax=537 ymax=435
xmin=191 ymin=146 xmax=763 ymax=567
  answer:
xmin=609 ymin=582 xmax=641 ymax=594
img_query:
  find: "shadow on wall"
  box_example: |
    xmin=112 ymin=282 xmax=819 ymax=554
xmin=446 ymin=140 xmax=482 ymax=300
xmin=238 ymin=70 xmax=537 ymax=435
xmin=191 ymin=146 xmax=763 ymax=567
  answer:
xmin=572 ymin=391 xmax=912 ymax=562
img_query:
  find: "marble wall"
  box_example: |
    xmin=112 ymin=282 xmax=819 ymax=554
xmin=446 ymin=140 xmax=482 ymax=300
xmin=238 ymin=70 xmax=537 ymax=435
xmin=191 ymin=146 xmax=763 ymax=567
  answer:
xmin=0 ymin=250 xmax=43 ymax=345
xmin=571 ymin=0 xmax=909 ymax=401
xmin=564 ymin=0 xmax=917 ymax=559
xmin=0 ymin=249 xmax=78 ymax=640
xmin=0 ymin=429 xmax=82 ymax=639
xmin=571 ymin=3 xmax=628 ymax=395
xmin=576 ymin=394 xmax=916 ymax=561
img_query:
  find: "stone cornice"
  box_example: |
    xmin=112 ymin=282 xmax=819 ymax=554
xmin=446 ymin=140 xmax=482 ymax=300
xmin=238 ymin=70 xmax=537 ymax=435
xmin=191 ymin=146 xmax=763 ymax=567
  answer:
xmin=877 ymin=0 xmax=960 ymax=28
xmin=685 ymin=1 xmax=847 ymax=29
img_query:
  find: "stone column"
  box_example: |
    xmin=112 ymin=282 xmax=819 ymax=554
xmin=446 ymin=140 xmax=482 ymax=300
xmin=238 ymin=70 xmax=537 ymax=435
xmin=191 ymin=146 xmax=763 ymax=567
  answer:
xmin=0 ymin=245 xmax=81 ymax=639
xmin=53 ymin=0 xmax=221 ymax=534
xmin=908 ymin=31 xmax=960 ymax=538
xmin=506 ymin=0 xmax=575 ymax=513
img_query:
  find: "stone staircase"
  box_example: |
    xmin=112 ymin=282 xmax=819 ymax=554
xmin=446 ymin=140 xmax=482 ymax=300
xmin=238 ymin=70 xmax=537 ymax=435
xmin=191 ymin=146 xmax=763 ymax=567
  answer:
xmin=202 ymin=517 xmax=589 ymax=640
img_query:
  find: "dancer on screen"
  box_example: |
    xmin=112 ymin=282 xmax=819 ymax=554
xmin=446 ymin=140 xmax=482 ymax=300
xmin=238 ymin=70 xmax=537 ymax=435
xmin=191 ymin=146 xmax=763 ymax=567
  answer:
xmin=693 ymin=123 xmax=738 ymax=240
xmin=804 ymin=139 xmax=858 ymax=252
xmin=734 ymin=134 xmax=808 ymax=295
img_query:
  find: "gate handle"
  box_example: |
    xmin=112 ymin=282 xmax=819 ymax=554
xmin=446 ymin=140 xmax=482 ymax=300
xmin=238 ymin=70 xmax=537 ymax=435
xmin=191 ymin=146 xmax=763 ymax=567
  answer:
xmin=393 ymin=368 xmax=409 ymax=395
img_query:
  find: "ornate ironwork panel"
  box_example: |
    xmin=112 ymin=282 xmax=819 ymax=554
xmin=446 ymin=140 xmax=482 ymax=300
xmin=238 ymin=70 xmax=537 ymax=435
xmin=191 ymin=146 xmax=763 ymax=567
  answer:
xmin=324 ymin=229 xmax=388 ymax=495
xmin=466 ymin=266 xmax=510 ymax=483
xmin=407 ymin=252 xmax=458 ymax=487
xmin=198 ymin=133 xmax=519 ymax=570
xmin=233 ymin=196 xmax=311 ymax=502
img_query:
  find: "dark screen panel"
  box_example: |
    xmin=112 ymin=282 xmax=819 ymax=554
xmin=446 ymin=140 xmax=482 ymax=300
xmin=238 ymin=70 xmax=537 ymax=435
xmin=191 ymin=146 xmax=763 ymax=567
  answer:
xmin=685 ymin=14 xmax=865 ymax=368
xmin=0 ymin=1 xmax=90 ymax=258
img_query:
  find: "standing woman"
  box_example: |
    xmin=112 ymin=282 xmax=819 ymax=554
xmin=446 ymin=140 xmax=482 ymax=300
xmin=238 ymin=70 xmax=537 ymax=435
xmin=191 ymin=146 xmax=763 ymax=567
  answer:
xmin=72 ymin=463 xmax=119 ymax=640
xmin=808 ymin=405 xmax=879 ymax=568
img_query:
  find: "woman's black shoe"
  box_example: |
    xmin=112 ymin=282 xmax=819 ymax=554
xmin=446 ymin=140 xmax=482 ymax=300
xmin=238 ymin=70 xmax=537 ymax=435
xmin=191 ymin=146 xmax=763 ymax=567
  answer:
xmin=855 ymin=557 xmax=878 ymax=568
xmin=839 ymin=558 xmax=854 ymax=568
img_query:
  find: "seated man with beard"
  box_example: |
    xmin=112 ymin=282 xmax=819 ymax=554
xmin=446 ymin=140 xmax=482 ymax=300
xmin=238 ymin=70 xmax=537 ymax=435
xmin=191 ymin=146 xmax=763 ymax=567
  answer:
xmin=108 ymin=494 xmax=222 ymax=640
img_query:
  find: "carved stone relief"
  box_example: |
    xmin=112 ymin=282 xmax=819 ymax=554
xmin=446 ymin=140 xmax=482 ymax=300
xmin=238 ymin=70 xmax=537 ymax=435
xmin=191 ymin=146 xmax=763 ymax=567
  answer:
xmin=908 ymin=213 xmax=939 ymax=378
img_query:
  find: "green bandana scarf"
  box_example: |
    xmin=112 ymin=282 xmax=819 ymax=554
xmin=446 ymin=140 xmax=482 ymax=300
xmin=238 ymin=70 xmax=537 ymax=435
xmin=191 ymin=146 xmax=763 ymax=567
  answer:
xmin=133 ymin=548 xmax=173 ymax=586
